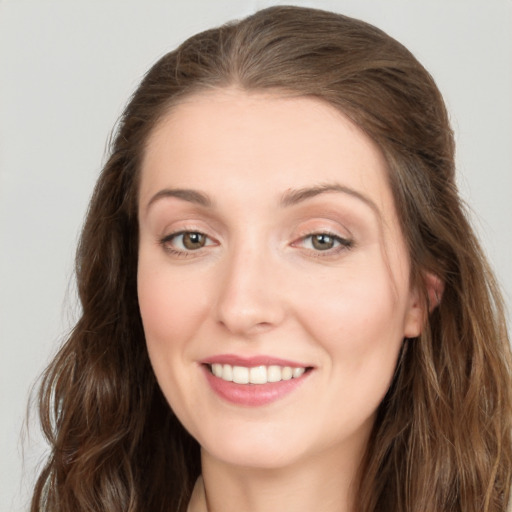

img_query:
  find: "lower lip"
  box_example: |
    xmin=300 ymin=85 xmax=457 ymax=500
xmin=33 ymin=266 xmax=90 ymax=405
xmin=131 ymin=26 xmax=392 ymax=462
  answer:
xmin=202 ymin=365 xmax=310 ymax=407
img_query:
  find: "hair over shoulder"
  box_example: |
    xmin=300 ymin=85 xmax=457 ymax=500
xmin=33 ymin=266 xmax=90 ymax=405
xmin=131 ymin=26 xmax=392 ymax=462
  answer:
xmin=32 ymin=6 xmax=512 ymax=512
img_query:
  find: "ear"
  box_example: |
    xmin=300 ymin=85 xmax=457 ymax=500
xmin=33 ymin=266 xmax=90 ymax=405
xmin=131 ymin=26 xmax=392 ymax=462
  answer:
xmin=425 ymin=272 xmax=444 ymax=313
xmin=403 ymin=272 xmax=444 ymax=338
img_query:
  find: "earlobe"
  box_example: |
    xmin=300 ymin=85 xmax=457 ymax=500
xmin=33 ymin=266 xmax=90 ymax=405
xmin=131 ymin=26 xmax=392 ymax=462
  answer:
xmin=403 ymin=272 xmax=444 ymax=338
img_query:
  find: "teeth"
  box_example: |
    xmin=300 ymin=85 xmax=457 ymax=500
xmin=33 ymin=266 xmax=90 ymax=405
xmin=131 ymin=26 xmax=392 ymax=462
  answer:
xmin=209 ymin=364 xmax=307 ymax=384
xmin=267 ymin=365 xmax=281 ymax=382
xmin=232 ymin=366 xmax=249 ymax=384
xmin=249 ymin=366 xmax=267 ymax=384
xmin=281 ymin=366 xmax=293 ymax=380
xmin=292 ymin=367 xmax=305 ymax=378
xmin=222 ymin=364 xmax=233 ymax=382
xmin=212 ymin=363 xmax=222 ymax=377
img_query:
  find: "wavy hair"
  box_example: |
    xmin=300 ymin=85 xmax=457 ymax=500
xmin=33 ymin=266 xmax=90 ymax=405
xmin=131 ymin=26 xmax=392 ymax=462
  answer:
xmin=32 ymin=6 xmax=512 ymax=512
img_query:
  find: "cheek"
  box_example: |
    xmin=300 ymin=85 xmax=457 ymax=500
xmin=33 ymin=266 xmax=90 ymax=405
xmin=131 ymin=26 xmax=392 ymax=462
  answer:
xmin=296 ymin=268 xmax=407 ymax=435
xmin=137 ymin=259 xmax=210 ymax=421
xmin=137 ymin=260 xmax=208 ymax=349
xmin=297 ymin=260 xmax=407 ymax=373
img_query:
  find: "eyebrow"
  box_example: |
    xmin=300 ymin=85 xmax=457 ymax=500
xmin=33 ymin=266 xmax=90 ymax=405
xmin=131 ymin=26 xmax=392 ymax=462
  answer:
xmin=146 ymin=188 xmax=213 ymax=213
xmin=145 ymin=183 xmax=379 ymax=216
xmin=280 ymin=183 xmax=380 ymax=217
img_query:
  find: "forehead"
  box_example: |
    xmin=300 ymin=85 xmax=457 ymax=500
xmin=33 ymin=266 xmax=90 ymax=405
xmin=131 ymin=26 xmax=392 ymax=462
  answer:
xmin=139 ymin=88 xmax=395 ymax=220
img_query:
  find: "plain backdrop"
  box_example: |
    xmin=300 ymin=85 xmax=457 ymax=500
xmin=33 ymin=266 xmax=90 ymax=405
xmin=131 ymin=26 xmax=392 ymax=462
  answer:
xmin=1 ymin=1 xmax=511 ymax=510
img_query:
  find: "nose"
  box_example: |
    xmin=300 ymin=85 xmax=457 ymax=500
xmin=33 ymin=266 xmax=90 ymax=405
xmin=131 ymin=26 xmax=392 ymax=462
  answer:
xmin=214 ymin=244 xmax=286 ymax=336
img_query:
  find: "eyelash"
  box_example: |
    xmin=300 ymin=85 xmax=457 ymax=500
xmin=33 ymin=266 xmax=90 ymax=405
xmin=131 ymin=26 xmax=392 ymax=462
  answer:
xmin=159 ymin=230 xmax=215 ymax=258
xmin=159 ymin=230 xmax=353 ymax=258
xmin=293 ymin=231 xmax=353 ymax=257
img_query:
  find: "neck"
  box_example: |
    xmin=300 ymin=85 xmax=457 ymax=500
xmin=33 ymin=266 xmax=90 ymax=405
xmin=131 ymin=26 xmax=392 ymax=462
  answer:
xmin=192 ymin=445 xmax=362 ymax=512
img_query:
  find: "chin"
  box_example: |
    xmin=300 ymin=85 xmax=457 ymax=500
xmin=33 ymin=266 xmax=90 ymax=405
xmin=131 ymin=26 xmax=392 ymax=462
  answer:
xmin=192 ymin=418 xmax=306 ymax=469
xmin=202 ymin=440 xmax=305 ymax=471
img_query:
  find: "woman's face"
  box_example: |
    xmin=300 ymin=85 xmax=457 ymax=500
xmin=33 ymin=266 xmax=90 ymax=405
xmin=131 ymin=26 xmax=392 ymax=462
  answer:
xmin=137 ymin=89 xmax=424 ymax=471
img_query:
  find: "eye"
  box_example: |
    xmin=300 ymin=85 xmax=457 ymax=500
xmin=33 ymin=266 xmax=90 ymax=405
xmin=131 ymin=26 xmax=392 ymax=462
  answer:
xmin=161 ymin=231 xmax=214 ymax=252
xmin=297 ymin=232 xmax=353 ymax=252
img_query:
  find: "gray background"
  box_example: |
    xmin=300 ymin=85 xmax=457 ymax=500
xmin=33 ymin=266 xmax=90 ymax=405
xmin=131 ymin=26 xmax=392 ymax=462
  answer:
xmin=1 ymin=1 xmax=511 ymax=510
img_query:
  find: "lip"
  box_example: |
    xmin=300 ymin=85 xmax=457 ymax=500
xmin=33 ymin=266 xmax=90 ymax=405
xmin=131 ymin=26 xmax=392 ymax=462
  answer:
xmin=200 ymin=354 xmax=313 ymax=407
xmin=201 ymin=354 xmax=309 ymax=367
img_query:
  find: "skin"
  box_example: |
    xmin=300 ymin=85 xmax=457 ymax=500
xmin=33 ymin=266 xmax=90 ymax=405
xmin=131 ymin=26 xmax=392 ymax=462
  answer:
xmin=137 ymin=89 xmax=425 ymax=512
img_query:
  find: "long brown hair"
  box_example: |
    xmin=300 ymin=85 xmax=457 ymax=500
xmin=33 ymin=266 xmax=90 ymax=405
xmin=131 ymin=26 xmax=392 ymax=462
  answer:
xmin=32 ymin=6 xmax=512 ymax=511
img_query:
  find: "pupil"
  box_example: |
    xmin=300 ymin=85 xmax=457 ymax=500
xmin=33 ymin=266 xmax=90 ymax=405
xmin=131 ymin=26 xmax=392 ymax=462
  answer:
xmin=184 ymin=232 xmax=204 ymax=249
xmin=312 ymin=234 xmax=334 ymax=250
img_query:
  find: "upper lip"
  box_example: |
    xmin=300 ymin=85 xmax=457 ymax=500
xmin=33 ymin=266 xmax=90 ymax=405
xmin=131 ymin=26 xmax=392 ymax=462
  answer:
xmin=201 ymin=354 xmax=312 ymax=368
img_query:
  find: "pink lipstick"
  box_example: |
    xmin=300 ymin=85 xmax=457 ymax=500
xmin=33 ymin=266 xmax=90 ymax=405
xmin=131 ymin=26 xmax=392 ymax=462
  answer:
xmin=200 ymin=354 xmax=312 ymax=407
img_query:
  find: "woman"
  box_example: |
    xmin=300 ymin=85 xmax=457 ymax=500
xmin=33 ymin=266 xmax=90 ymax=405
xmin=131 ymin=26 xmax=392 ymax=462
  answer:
xmin=31 ymin=6 xmax=512 ymax=512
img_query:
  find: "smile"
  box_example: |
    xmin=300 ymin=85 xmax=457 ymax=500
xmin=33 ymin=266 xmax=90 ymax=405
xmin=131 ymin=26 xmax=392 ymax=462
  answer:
xmin=209 ymin=364 xmax=306 ymax=384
